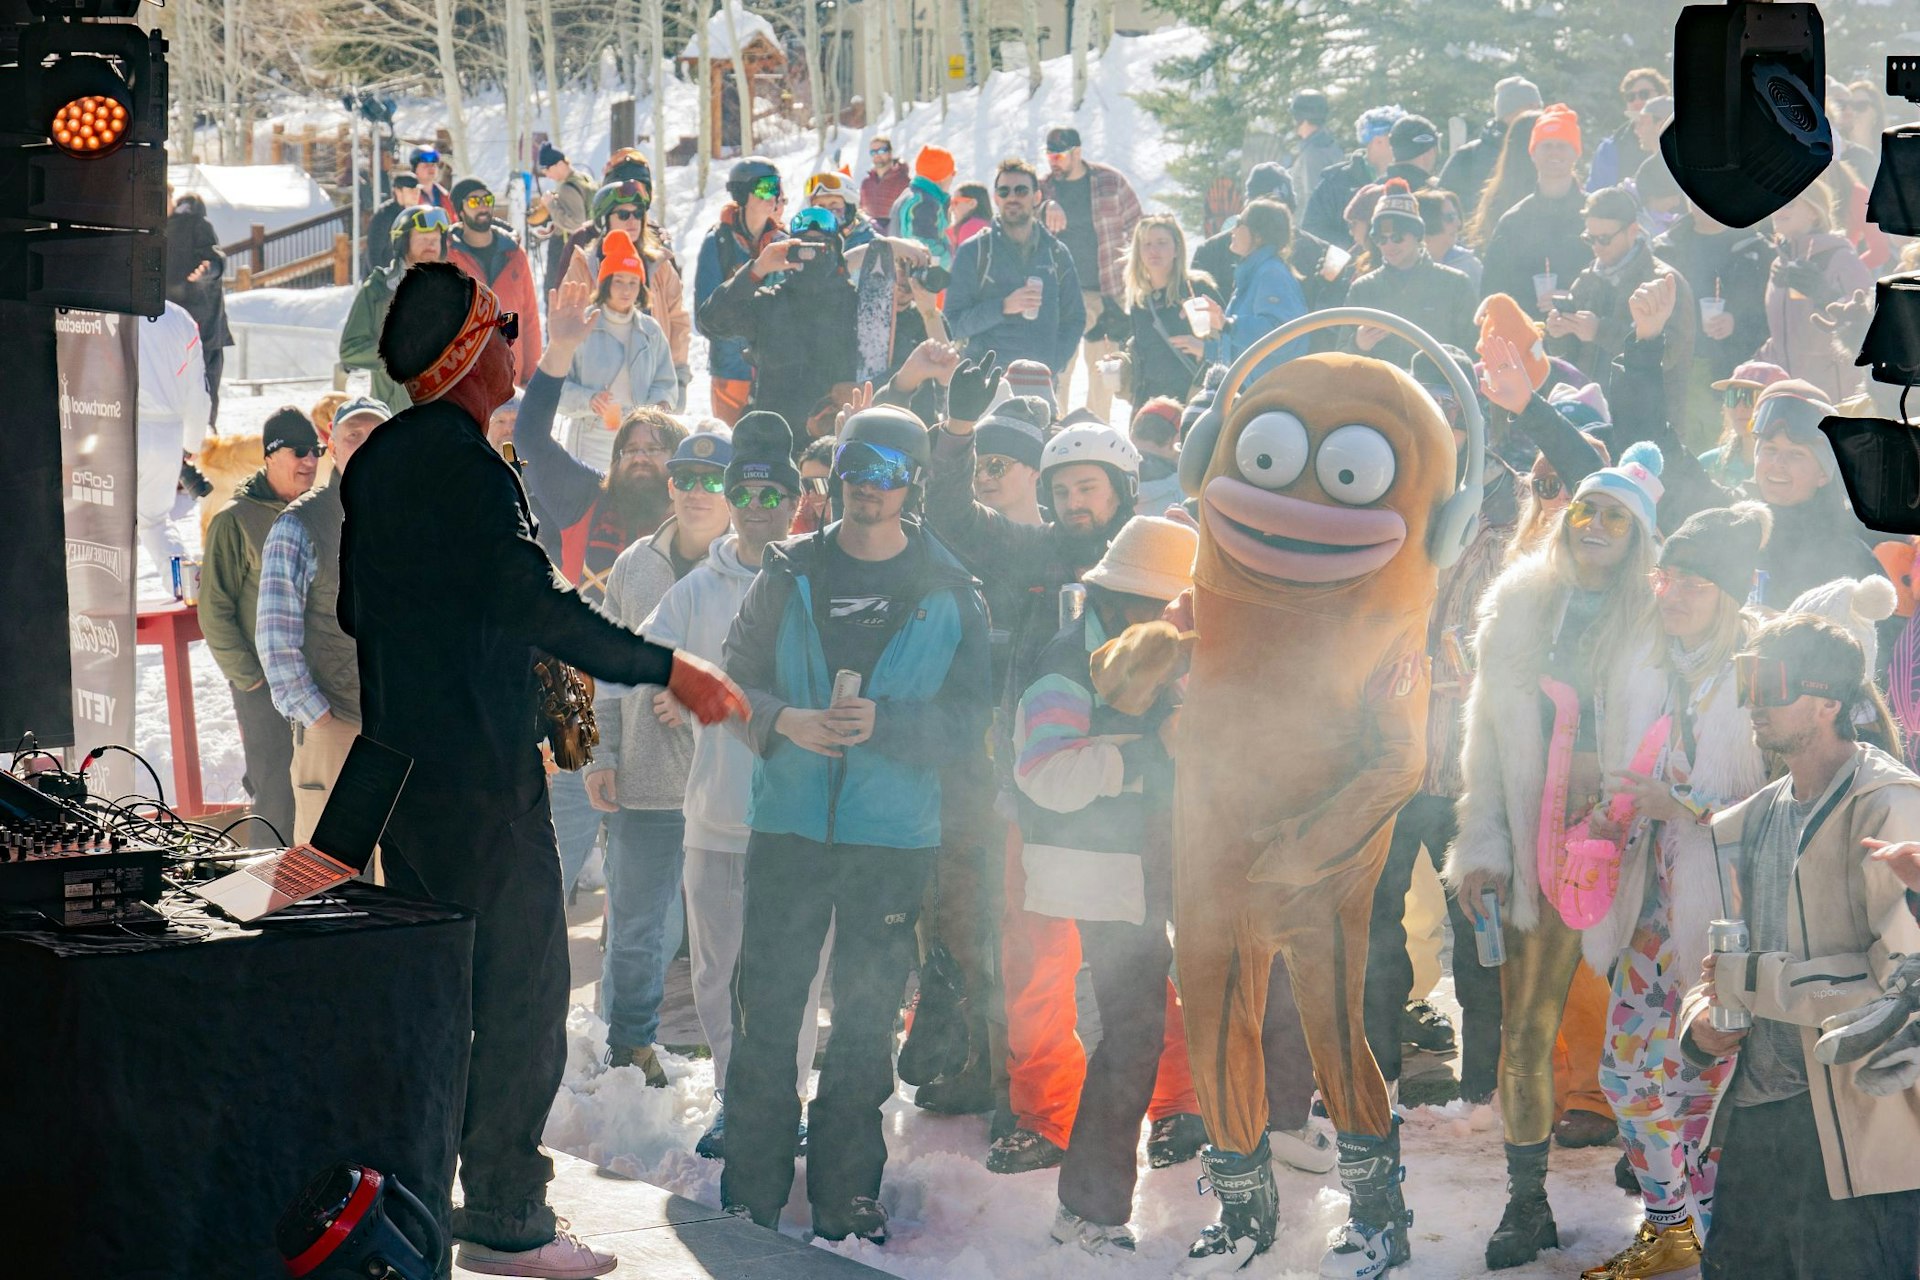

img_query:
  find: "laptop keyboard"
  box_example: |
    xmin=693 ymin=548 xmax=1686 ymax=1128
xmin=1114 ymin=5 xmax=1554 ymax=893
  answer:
xmin=243 ymin=848 xmax=342 ymax=898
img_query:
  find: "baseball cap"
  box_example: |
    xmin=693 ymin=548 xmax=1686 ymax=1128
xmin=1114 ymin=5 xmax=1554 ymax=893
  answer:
xmin=666 ymin=431 xmax=733 ymax=473
xmin=331 ymin=396 xmax=391 ymax=430
xmin=1045 ymin=126 xmax=1082 ymax=154
xmin=1711 ymin=360 xmax=1791 ymax=392
xmin=264 ymin=409 xmax=321 ymax=455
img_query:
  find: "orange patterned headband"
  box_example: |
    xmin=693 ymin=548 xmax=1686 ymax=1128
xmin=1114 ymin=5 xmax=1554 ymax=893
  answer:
xmin=404 ymin=278 xmax=501 ymax=405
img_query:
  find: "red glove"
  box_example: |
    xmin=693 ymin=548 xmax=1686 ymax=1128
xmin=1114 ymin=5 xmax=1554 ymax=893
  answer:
xmin=668 ymin=651 xmax=750 ymax=726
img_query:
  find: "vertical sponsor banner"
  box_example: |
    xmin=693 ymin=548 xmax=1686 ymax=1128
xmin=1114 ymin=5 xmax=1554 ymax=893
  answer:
xmin=57 ymin=310 xmax=139 ymax=800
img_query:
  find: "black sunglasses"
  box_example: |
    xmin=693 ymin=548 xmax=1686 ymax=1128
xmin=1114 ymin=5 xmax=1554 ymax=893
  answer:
xmin=492 ymin=311 xmax=519 ymax=343
xmin=1378 ymin=231 xmax=1419 ymax=246
xmin=996 ymin=182 xmax=1034 ymax=197
xmin=974 ymin=456 xmax=1021 ymax=480
xmin=276 ymin=444 xmax=327 ymax=460
xmin=1531 ymin=473 xmax=1564 ymax=501
xmin=1581 ymin=227 xmax=1629 ymax=247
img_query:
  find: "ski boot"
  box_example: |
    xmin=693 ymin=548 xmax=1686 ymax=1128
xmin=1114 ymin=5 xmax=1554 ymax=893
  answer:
xmin=1319 ymin=1123 xmax=1412 ymax=1278
xmin=1485 ymin=1140 xmax=1559 ymax=1270
xmin=1270 ymin=1122 xmax=1337 ymax=1174
xmin=1051 ymin=1205 xmax=1138 ymax=1257
xmin=1181 ymin=1135 xmax=1279 ymax=1274
xmin=1149 ymin=1113 xmax=1210 ymax=1168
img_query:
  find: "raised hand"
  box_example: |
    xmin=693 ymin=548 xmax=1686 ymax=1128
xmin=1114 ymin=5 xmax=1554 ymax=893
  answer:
xmin=946 ymin=351 xmax=1004 ymax=424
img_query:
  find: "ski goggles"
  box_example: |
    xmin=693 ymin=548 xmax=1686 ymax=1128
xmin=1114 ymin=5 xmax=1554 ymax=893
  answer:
xmin=789 ymin=206 xmax=840 ymax=236
xmin=1565 ymin=499 xmax=1634 ymax=538
xmin=671 ymin=470 xmax=727 ymax=493
xmin=801 ymin=475 xmax=830 ymax=497
xmin=394 ymin=206 xmax=452 ymax=237
xmin=835 ymin=441 xmax=917 ymax=491
xmin=750 ymin=175 xmax=783 ymax=202
xmin=729 ymin=483 xmax=793 ymax=510
xmin=1734 ymin=654 xmax=1844 ymax=708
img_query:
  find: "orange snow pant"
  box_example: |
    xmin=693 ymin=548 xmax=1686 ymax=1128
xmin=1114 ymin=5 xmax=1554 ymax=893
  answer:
xmin=1177 ymin=833 xmax=1394 ymax=1155
xmin=1555 ymin=960 xmax=1612 ymax=1119
xmin=710 ymin=377 xmax=752 ymax=427
xmin=1001 ymin=824 xmax=1198 ymax=1148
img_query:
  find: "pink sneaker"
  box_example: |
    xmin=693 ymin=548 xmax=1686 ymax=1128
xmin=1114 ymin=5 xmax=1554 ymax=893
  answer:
xmin=455 ymin=1221 xmax=616 ymax=1278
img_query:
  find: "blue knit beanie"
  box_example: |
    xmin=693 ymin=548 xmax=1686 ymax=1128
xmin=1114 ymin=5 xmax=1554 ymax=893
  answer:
xmin=1572 ymin=441 xmax=1664 ymax=537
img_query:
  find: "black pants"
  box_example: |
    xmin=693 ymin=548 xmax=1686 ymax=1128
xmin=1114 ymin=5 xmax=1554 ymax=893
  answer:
xmin=205 ymin=345 xmax=225 ymax=427
xmin=1263 ymin=953 xmax=1319 ymax=1130
xmin=380 ymin=773 xmax=569 ymax=1250
xmin=1057 ymin=913 xmax=1172 ymax=1226
xmin=230 ymin=680 xmax=295 ymax=846
xmin=1363 ymin=791 xmax=1502 ymax=1097
xmin=722 ymin=833 xmax=932 ymax=1228
xmin=1705 ymin=1091 xmax=1920 ymax=1279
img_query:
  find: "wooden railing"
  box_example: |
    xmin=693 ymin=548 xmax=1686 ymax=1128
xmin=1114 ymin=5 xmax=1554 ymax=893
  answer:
xmin=220 ymin=205 xmax=354 ymax=291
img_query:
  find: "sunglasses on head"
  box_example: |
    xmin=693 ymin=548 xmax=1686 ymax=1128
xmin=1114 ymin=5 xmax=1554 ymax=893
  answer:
xmin=464 ymin=192 xmax=495 ymax=209
xmin=672 ymin=471 xmax=727 ymax=493
xmin=729 ymin=483 xmax=792 ymax=509
xmin=1734 ymin=653 xmax=1840 ymax=708
xmin=835 ymin=441 xmax=917 ymax=491
xmin=974 ymin=456 xmax=1021 ymax=480
xmin=996 ymin=181 xmax=1034 ymax=198
xmin=750 ymin=176 xmax=783 ymax=201
xmin=1531 ymin=473 xmax=1564 ymax=501
xmin=1566 ymin=498 xmax=1634 ymax=537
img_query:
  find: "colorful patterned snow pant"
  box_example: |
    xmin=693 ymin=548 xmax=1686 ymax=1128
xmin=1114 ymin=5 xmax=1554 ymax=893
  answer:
xmin=1599 ymin=902 xmax=1733 ymax=1232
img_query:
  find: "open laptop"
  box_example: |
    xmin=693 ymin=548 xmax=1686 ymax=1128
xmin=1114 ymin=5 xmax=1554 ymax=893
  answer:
xmin=188 ymin=736 xmax=412 ymax=923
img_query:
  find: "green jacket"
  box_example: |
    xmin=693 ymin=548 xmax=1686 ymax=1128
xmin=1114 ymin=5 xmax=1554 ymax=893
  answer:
xmin=200 ymin=469 xmax=293 ymax=690
xmin=339 ymin=263 xmax=412 ymax=412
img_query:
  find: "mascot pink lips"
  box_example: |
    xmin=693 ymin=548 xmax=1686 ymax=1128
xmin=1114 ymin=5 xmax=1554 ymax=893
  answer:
xmin=1204 ymin=475 xmax=1407 ymax=583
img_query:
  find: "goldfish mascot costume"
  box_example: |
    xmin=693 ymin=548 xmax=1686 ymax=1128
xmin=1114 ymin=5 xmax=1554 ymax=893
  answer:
xmin=1130 ymin=313 xmax=1483 ymax=1275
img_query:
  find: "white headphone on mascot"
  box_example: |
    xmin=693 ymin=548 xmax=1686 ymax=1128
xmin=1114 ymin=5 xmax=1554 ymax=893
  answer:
xmin=1176 ymin=307 xmax=1486 ymax=569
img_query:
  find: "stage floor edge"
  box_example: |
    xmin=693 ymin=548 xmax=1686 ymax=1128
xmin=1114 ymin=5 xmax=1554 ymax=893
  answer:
xmin=490 ymin=1151 xmax=890 ymax=1278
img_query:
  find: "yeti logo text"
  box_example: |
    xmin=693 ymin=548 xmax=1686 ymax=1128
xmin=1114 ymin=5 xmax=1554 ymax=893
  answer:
xmin=74 ymin=688 xmax=116 ymax=725
xmin=66 ymin=539 xmax=127 ymax=584
xmin=71 ymin=470 xmax=116 ymax=506
xmin=59 ymin=372 xmax=71 ymax=432
xmin=70 ymin=614 xmax=122 ymax=659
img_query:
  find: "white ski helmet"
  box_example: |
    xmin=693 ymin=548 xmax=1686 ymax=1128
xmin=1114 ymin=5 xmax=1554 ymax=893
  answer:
xmin=1039 ymin=424 xmax=1141 ymax=501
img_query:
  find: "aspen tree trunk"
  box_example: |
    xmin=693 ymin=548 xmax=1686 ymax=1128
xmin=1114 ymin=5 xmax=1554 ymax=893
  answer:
xmin=537 ymin=0 xmax=562 ymax=142
xmin=721 ymin=1 xmax=753 ymax=154
xmin=1071 ymin=0 xmax=1085 ymax=108
xmin=696 ymin=0 xmax=712 ymax=194
xmin=802 ymin=0 xmax=827 ymax=154
xmin=650 ymin=0 xmax=668 ymax=216
xmin=433 ymin=0 xmax=470 ymax=174
xmin=1022 ymin=0 xmax=1042 ymax=98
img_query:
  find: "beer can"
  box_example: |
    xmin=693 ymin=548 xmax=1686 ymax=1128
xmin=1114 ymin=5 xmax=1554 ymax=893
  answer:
xmin=1708 ymin=918 xmax=1753 ymax=1031
xmin=169 ymin=555 xmax=184 ymax=601
xmin=831 ymin=669 xmax=862 ymax=705
xmin=1473 ymin=889 xmax=1506 ymax=967
xmin=180 ymin=558 xmax=203 ymax=607
xmin=1059 ymin=583 xmax=1087 ymax=630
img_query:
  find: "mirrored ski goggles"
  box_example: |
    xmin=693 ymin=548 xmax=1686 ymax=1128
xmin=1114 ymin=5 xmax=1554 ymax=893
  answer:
xmin=834 ymin=441 xmax=917 ymax=490
xmin=751 ymin=175 xmax=784 ymax=201
xmin=789 ymin=206 xmax=840 ymax=236
xmin=1734 ymin=654 xmax=1842 ymax=708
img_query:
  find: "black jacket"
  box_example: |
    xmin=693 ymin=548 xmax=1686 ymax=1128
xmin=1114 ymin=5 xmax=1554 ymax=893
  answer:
xmin=1122 ymin=277 xmax=1221 ymax=405
xmin=1436 ymin=119 xmax=1506 ymax=213
xmin=697 ymin=258 xmax=859 ymax=433
xmin=1340 ymin=255 xmax=1477 ymax=366
xmin=339 ymin=398 xmax=675 ymax=789
xmin=1480 ymin=187 xmax=1588 ymax=320
xmin=164 ymin=209 xmax=231 ymax=349
xmin=365 ymin=199 xmax=405 ymax=274
xmin=1302 ymin=151 xmax=1376 ymax=248
xmin=1651 ymin=220 xmax=1773 ymax=381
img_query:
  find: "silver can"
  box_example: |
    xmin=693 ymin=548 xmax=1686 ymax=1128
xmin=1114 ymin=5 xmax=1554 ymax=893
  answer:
xmin=1708 ymin=918 xmax=1753 ymax=1031
xmin=1059 ymin=583 xmax=1087 ymax=630
xmin=179 ymin=558 xmax=203 ymax=607
xmin=1473 ymin=889 xmax=1506 ymax=967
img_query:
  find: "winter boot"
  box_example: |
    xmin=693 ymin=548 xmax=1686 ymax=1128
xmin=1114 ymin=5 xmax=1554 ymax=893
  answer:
xmin=1399 ymin=1000 xmax=1456 ymax=1053
xmin=694 ymin=1103 xmax=726 ymax=1160
xmin=1148 ymin=1113 xmax=1210 ymax=1168
xmin=1181 ymin=1136 xmax=1280 ymax=1274
xmin=1050 ymin=1205 xmax=1138 ymax=1256
xmin=1485 ymin=1140 xmax=1559 ymax=1270
xmin=812 ymin=1196 xmax=889 ymax=1245
xmin=912 ymin=1056 xmax=995 ymax=1115
xmin=605 ymin=1043 xmax=668 ymax=1088
xmin=985 ymin=1127 xmax=1065 ymax=1174
xmin=1319 ymin=1124 xmax=1412 ymax=1278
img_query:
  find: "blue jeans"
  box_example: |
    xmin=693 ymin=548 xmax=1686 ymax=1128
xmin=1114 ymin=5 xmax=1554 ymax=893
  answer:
xmin=603 ymin=807 xmax=687 ymax=1051
xmin=549 ymin=768 xmax=605 ymax=896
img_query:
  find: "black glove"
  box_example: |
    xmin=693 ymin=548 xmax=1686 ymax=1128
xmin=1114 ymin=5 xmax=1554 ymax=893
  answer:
xmin=947 ymin=351 xmax=1002 ymax=423
xmin=1773 ymin=258 xmax=1834 ymax=305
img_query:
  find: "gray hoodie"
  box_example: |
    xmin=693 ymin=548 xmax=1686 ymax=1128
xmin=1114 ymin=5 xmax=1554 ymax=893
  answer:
xmin=642 ymin=532 xmax=761 ymax=853
xmin=585 ymin=517 xmax=704 ymax=808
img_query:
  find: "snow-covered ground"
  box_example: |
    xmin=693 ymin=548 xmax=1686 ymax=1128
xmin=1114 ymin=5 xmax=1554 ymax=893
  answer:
xmin=545 ymin=999 xmax=1641 ymax=1280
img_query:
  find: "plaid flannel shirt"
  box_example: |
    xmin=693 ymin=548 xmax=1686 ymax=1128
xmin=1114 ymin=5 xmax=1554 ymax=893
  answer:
xmin=256 ymin=513 xmax=330 ymax=727
xmin=1042 ymin=161 xmax=1143 ymax=300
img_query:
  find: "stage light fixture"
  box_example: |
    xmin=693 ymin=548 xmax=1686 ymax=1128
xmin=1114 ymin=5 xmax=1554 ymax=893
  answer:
xmin=1661 ymin=1 xmax=1833 ymax=229
xmin=1868 ymin=58 xmax=1920 ymax=236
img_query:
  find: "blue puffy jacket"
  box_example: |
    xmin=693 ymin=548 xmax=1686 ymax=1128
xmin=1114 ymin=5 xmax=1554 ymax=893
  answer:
xmin=1212 ymin=245 xmax=1309 ymax=378
xmin=723 ymin=524 xmax=990 ymax=849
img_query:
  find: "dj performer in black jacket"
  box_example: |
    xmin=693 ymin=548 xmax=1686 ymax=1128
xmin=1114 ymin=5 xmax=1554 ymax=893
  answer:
xmin=339 ymin=261 xmax=746 ymax=1279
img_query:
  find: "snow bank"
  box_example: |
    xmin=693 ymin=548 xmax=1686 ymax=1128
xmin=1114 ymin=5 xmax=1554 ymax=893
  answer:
xmin=168 ymin=163 xmax=338 ymax=245
xmin=223 ymin=285 xmax=356 ymax=384
xmin=677 ymin=2 xmax=782 ymax=63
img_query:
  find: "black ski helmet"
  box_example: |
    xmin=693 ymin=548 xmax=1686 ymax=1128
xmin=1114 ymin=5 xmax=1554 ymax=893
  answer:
xmin=838 ymin=405 xmax=931 ymax=473
xmin=726 ymin=157 xmax=781 ymax=207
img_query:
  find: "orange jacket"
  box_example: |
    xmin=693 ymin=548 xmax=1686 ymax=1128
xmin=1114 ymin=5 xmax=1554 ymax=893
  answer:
xmin=447 ymin=234 xmax=544 ymax=385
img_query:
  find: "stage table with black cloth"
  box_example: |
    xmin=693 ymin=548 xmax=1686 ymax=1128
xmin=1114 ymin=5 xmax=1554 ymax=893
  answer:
xmin=0 ymin=882 xmax=474 ymax=1278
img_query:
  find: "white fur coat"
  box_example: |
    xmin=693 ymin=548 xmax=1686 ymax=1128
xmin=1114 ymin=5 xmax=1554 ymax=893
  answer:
xmin=1444 ymin=550 xmax=1668 ymax=934
xmin=1578 ymin=662 xmax=1769 ymax=978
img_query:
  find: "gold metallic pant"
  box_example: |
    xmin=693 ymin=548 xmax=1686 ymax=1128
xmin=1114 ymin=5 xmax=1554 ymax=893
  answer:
xmin=1497 ymin=894 xmax=1587 ymax=1146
